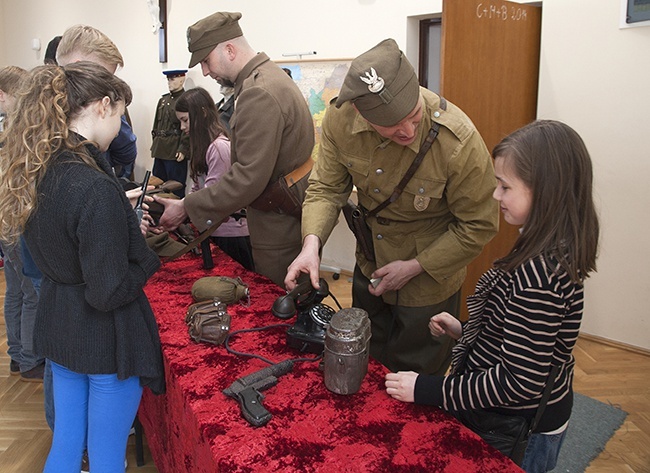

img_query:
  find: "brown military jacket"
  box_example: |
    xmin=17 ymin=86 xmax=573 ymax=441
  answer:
xmin=302 ymin=88 xmax=499 ymax=306
xmin=184 ymin=53 xmax=314 ymax=285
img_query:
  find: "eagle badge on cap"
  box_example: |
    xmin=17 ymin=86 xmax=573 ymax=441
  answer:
xmin=360 ymin=68 xmax=385 ymax=93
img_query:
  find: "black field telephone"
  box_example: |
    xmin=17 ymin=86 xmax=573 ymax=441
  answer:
xmin=271 ymin=277 xmax=336 ymax=354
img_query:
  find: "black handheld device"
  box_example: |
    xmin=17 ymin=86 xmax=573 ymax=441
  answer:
xmin=134 ymin=170 xmax=151 ymax=224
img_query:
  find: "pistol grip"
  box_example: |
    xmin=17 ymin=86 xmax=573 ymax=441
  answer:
xmin=237 ymin=388 xmax=272 ymax=427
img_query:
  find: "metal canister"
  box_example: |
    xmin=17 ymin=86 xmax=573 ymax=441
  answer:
xmin=323 ymin=308 xmax=371 ymax=395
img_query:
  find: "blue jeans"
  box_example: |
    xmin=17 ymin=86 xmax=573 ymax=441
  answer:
xmin=1 ymin=243 xmax=42 ymax=371
xmin=19 ymin=238 xmax=51 ymax=426
xmin=521 ymin=429 xmax=567 ymax=473
xmin=44 ymin=362 xmax=142 ymax=473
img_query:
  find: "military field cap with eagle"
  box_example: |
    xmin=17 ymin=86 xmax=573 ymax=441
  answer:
xmin=187 ymin=12 xmax=243 ymax=68
xmin=336 ymin=38 xmax=420 ymax=127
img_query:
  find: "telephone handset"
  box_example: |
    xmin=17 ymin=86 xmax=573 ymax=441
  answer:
xmin=272 ymin=276 xmax=336 ymax=354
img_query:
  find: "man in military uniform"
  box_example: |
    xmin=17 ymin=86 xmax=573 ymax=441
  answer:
xmin=286 ymin=39 xmax=499 ymax=375
xmin=156 ymin=12 xmax=314 ymax=287
xmin=151 ymin=69 xmax=190 ymax=197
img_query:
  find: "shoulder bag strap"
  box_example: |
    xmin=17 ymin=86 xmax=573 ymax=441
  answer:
xmin=367 ymin=96 xmax=447 ymax=218
xmin=528 ymin=363 xmax=561 ymax=434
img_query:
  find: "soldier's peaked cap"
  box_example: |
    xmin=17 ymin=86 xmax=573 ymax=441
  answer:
xmin=187 ymin=12 xmax=243 ymax=68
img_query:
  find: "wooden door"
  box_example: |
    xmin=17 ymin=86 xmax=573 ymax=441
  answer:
xmin=440 ymin=0 xmax=542 ymax=319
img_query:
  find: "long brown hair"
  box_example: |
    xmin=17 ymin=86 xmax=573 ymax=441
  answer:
xmin=174 ymin=87 xmax=229 ymax=181
xmin=493 ymin=120 xmax=599 ymax=283
xmin=0 ymin=66 xmax=28 ymax=95
xmin=0 ymin=62 xmax=132 ymax=245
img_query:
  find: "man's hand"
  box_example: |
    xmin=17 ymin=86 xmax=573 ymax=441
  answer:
xmin=369 ymin=259 xmax=424 ymax=296
xmin=429 ymin=312 xmax=463 ymax=341
xmin=384 ymin=371 xmax=418 ymax=403
xmin=155 ymin=196 xmax=188 ymax=231
xmin=284 ymin=234 xmax=321 ymax=291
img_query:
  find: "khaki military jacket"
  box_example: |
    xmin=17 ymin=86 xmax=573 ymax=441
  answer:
xmin=303 ymin=88 xmax=498 ymax=306
xmin=150 ymin=90 xmax=190 ymax=161
xmin=184 ymin=53 xmax=314 ymax=285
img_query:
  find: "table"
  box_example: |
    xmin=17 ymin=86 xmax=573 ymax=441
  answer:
xmin=138 ymin=248 xmax=521 ymax=472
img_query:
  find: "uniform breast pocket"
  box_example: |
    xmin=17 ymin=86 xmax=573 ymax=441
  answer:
xmin=403 ymin=178 xmax=446 ymax=213
xmin=336 ymin=154 xmax=370 ymax=189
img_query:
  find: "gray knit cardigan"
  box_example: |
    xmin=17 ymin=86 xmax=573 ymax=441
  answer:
xmin=24 ymin=141 xmax=165 ymax=394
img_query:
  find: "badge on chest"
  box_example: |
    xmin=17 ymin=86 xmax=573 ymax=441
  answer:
xmin=414 ymin=195 xmax=430 ymax=211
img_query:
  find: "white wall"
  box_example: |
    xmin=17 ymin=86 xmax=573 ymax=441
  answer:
xmin=0 ymin=0 xmax=440 ymax=180
xmin=537 ymin=0 xmax=650 ymax=350
xmin=1 ymin=0 xmax=648 ymax=351
xmin=0 ymin=1 xmax=5 ymax=61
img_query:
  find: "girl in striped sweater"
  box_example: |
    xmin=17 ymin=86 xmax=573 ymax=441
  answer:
xmin=385 ymin=120 xmax=599 ymax=473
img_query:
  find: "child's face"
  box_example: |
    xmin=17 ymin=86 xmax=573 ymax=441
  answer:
xmin=176 ymin=111 xmax=190 ymax=135
xmin=493 ymin=155 xmax=532 ymax=226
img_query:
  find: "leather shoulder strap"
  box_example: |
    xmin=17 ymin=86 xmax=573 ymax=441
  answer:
xmin=528 ymin=364 xmax=561 ymax=434
xmin=367 ymin=96 xmax=447 ymax=218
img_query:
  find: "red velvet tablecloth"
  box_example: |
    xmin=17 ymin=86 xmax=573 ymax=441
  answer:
xmin=139 ymin=248 xmax=521 ymax=473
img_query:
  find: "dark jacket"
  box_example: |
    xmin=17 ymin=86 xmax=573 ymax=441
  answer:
xmin=150 ymin=90 xmax=190 ymax=161
xmin=106 ymin=115 xmax=137 ymax=169
xmin=24 ymin=140 xmax=165 ymax=393
xmin=217 ymin=94 xmax=235 ymax=131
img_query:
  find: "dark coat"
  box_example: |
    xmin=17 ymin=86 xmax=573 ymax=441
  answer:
xmin=217 ymin=94 xmax=235 ymax=131
xmin=24 ymin=140 xmax=165 ymax=393
xmin=151 ymin=89 xmax=190 ymax=161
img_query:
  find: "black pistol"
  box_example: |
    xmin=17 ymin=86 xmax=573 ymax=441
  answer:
xmin=134 ymin=170 xmax=151 ymax=224
xmin=222 ymin=359 xmax=294 ymax=427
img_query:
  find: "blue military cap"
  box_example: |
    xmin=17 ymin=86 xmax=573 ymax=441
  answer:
xmin=162 ymin=69 xmax=188 ymax=78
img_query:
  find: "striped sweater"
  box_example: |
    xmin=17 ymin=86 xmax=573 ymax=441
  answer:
xmin=414 ymin=255 xmax=582 ymax=432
